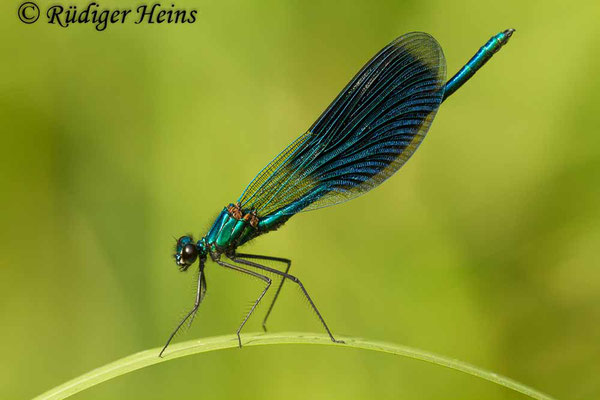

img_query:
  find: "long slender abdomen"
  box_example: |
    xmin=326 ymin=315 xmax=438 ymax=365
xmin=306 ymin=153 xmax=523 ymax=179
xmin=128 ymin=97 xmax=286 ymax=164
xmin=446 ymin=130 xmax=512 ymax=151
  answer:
xmin=442 ymin=29 xmax=515 ymax=102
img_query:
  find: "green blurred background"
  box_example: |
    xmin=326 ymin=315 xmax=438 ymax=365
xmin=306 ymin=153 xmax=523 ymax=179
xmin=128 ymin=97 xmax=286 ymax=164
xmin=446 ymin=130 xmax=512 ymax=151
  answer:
xmin=2 ymin=0 xmax=599 ymax=398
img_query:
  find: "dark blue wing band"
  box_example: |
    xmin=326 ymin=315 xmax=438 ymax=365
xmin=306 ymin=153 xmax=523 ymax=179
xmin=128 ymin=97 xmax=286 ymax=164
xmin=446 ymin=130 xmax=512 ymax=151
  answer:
xmin=239 ymin=32 xmax=446 ymax=217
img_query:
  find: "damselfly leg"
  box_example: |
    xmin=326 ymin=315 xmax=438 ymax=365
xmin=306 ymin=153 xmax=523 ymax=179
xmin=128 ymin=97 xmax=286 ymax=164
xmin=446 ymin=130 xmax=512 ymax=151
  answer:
xmin=234 ymin=253 xmax=292 ymax=332
xmin=186 ymin=272 xmax=206 ymax=329
xmin=230 ymin=254 xmax=343 ymax=344
xmin=216 ymin=259 xmax=271 ymax=348
xmin=159 ymin=267 xmax=206 ymax=357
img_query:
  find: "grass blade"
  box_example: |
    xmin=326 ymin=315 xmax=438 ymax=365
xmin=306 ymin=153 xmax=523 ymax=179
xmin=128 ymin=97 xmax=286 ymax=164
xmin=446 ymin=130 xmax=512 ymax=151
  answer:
xmin=33 ymin=332 xmax=556 ymax=400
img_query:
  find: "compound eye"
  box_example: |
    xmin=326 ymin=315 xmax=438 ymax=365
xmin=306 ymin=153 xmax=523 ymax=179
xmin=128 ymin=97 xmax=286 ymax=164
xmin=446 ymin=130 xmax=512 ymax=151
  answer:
xmin=177 ymin=235 xmax=192 ymax=247
xmin=181 ymin=243 xmax=198 ymax=265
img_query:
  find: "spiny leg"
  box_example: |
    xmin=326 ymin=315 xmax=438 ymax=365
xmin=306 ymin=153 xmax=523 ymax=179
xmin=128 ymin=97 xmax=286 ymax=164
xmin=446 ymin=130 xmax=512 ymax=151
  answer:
xmin=235 ymin=253 xmax=291 ymax=332
xmin=229 ymin=254 xmax=344 ymax=344
xmin=187 ymin=272 xmax=206 ymax=329
xmin=159 ymin=267 xmax=206 ymax=357
xmin=216 ymin=259 xmax=271 ymax=347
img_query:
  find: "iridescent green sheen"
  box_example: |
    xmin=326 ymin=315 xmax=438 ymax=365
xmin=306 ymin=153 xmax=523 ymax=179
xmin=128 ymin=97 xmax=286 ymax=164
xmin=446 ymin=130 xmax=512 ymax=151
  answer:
xmin=205 ymin=209 xmax=228 ymax=244
xmin=214 ymin=215 xmax=238 ymax=248
xmin=443 ymin=29 xmax=515 ymax=101
xmin=230 ymin=219 xmax=248 ymax=241
xmin=236 ymin=225 xmax=256 ymax=246
xmin=257 ymin=207 xmax=292 ymax=230
xmin=257 ymin=212 xmax=285 ymax=230
xmin=209 ymin=211 xmax=257 ymax=250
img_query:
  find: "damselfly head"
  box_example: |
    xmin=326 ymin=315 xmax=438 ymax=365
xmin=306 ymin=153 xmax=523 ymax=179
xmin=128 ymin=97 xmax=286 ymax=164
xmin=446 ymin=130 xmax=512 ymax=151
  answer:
xmin=174 ymin=235 xmax=198 ymax=271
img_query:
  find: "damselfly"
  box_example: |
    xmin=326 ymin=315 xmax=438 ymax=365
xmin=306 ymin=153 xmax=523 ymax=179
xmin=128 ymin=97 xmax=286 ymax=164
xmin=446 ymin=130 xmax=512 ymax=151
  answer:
xmin=160 ymin=29 xmax=515 ymax=356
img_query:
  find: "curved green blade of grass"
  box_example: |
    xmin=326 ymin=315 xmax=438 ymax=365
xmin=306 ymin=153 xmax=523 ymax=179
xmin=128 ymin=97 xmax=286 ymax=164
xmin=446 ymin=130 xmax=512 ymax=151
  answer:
xmin=33 ymin=332 xmax=556 ymax=400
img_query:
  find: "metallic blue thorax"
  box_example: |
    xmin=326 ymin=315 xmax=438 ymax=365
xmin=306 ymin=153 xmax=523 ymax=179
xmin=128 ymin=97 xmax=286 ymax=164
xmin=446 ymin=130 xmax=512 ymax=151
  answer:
xmin=204 ymin=204 xmax=291 ymax=254
xmin=205 ymin=207 xmax=249 ymax=252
